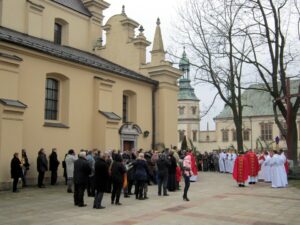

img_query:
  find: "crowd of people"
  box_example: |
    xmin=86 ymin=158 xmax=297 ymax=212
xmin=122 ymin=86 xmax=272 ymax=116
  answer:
xmin=10 ymin=147 xmax=198 ymax=209
xmin=9 ymin=146 xmax=292 ymax=209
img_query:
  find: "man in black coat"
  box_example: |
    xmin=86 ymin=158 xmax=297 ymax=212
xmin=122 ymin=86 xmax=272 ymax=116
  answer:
xmin=37 ymin=148 xmax=48 ymax=188
xmin=93 ymin=152 xmax=109 ymax=209
xmin=156 ymin=151 xmax=171 ymax=196
xmin=73 ymin=151 xmax=91 ymax=207
xmin=11 ymin=153 xmax=22 ymax=192
xmin=49 ymin=148 xmax=60 ymax=185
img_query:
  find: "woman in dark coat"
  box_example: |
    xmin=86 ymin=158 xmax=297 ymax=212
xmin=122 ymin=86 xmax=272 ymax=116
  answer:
xmin=11 ymin=152 xmax=22 ymax=192
xmin=93 ymin=152 xmax=109 ymax=209
xmin=167 ymin=151 xmax=177 ymax=192
xmin=49 ymin=148 xmax=60 ymax=185
xmin=133 ymin=153 xmax=149 ymax=200
xmin=110 ymin=154 xmax=126 ymax=205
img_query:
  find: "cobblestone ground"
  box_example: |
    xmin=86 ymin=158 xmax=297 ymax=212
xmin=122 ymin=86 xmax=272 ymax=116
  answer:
xmin=0 ymin=172 xmax=299 ymax=225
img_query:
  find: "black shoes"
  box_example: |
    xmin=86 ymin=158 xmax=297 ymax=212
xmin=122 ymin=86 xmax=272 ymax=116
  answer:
xmin=183 ymin=196 xmax=190 ymax=201
xmin=78 ymin=204 xmax=87 ymax=207
xmin=94 ymin=206 xmax=105 ymax=209
xmin=163 ymin=193 xmax=169 ymax=196
xmin=115 ymin=202 xmax=122 ymax=205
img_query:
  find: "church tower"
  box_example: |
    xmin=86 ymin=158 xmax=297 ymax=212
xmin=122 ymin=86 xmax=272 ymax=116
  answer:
xmin=177 ymin=48 xmax=201 ymax=146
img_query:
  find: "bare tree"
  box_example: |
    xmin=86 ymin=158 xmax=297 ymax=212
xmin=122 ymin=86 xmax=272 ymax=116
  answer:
xmin=175 ymin=0 xmax=250 ymax=151
xmin=238 ymin=0 xmax=300 ymax=164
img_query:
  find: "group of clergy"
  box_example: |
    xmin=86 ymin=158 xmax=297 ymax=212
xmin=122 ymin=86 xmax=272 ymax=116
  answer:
xmin=232 ymin=149 xmax=288 ymax=188
xmin=219 ymin=150 xmax=237 ymax=174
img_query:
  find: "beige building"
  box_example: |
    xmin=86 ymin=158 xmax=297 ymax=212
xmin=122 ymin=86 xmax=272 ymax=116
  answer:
xmin=0 ymin=0 xmax=181 ymax=189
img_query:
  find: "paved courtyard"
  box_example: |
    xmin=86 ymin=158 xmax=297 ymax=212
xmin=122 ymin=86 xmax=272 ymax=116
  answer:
xmin=0 ymin=172 xmax=299 ymax=225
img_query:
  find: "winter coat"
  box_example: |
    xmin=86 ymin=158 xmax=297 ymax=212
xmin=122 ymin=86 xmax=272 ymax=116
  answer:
xmin=11 ymin=156 xmax=22 ymax=179
xmin=37 ymin=153 xmax=48 ymax=173
xmin=73 ymin=158 xmax=91 ymax=185
xmin=94 ymin=158 xmax=109 ymax=192
xmin=156 ymin=154 xmax=171 ymax=176
xmin=65 ymin=154 xmax=77 ymax=178
xmin=49 ymin=152 xmax=60 ymax=171
xmin=134 ymin=159 xmax=149 ymax=181
xmin=111 ymin=161 xmax=126 ymax=184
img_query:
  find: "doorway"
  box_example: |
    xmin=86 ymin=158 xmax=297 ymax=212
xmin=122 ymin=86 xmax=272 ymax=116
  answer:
xmin=123 ymin=141 xmax=134 ymax=152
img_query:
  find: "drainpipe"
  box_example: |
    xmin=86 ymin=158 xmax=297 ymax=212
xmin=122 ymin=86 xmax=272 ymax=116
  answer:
xmin=152 ymin=85 xmax=158 ymax=149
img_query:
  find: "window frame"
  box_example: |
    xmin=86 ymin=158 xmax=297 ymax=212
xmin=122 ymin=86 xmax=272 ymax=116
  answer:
xmin=122 ymin=95 xmax=128 ymax=123
xmin=222 ymin=129 xmax=229 ymax=142
xmin=54 ymin=23 xmax=62 ymax=45
xmin=45 ymin=78 xmax=59 ymax=120
xmin=260 ymin=123 xmax=273 ymax=141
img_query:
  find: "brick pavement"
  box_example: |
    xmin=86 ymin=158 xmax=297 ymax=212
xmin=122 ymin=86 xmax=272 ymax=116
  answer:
xmin=0 ymin=172 xmax=299 ymax=225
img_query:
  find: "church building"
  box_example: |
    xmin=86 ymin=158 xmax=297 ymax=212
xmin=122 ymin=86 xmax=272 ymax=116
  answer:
xmin=0 ymin=0 xmax=181 ymax=189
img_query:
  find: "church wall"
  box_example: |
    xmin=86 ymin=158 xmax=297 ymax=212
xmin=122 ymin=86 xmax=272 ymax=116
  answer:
xmin=0 ymin=43 xmax=154 ymax=189
xmin=0 ymin=0 xmax=94 ymax=52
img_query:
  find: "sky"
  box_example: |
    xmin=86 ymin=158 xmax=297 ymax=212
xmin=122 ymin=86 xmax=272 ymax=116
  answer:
xmin=103 ymin=0 xmax=225 ymax=130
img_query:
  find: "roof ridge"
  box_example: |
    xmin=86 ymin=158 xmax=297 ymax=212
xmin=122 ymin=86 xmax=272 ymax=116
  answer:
xmin=0 ymin=26 xmax=158 ymax=85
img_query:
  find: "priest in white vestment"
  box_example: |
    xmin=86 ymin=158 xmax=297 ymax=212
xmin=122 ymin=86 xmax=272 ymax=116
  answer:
xmin=270 ymin=151 xmax=288 ymax=188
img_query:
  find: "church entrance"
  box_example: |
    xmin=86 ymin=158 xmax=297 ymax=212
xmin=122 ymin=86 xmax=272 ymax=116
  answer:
xmin=119 ymin=123 xmax=142 ymax=152
xmin=123 ymin=141 xmax=134 ymax=151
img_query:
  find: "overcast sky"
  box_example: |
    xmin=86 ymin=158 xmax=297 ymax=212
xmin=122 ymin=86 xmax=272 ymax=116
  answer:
xmin=104 ymin=0 xmax=224 ymax=130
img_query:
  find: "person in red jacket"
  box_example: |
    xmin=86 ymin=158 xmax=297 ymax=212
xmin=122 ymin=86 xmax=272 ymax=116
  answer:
xmin=245 ymin=150 xmax=259 ymax=184
xmin=233 ymin=150 xmax=249 ymax=187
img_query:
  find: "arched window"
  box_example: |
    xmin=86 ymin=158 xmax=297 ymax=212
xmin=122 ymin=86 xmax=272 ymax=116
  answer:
xmin=193 ymin=130 xmax=197 ymax=142
xmin=179 ymin=130 xmax=185 ymax=142
xmin=54 ymin=18 xmax=69 ymax=45
xmin=54 ymin=23 xmax=62 ymax=44
xmin=45 ymin=78 xmax=59 ymax=120
xmin=178 ymin=106 xmax=185 ymax=115
xmin=44 ymin=73 xmax=70 ymax=126
xmin=123 ymin=90 xmax=137 ymax=123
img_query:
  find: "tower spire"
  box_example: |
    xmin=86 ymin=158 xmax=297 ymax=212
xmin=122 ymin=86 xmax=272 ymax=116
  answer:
xmin=151 ymin=18 xmax=165 ymax=64
xmin=179 ymin=47 xmax=190 ymax=79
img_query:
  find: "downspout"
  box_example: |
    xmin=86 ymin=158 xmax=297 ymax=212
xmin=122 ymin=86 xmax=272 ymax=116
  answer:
xmin=152 ymin=84 xmax=158 ymax=149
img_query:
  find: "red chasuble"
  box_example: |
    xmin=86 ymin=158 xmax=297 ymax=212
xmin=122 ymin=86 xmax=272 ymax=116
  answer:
xmin=233 ymin=155 xmax=249 ymax=182
xmin=246 ymin=151 xmax=259 ymax=176
xmin=188 ymin=153 xmax=198 ymax=176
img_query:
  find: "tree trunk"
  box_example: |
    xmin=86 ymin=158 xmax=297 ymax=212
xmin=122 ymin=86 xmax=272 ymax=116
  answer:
xmin=289 ymin=116 xmax=298 ymax=165
xmin=233 ymin=115 xmax=244 ymax=152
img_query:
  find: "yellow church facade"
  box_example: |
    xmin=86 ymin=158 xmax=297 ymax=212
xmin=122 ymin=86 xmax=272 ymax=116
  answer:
xmin=0 ymin=0 xmax=181 ymax=189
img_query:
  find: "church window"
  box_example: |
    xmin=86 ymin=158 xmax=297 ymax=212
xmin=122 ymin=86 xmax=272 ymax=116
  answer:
xmin=54 ymin=18 xmax=69 ymax=45
xmin=193 ymin=130 xmax=197 ymax=142
xmin=179 ymin=130 xmax=185 ymax=142
xmin=54 ymin=23 xmax=62 ymax=45
xmin=179 ymin=106 xmax=185 ymax=115
xmin=122 ymin=95 xmax=128 ymax=123
xmin=191 ymin=106 xmax=197 ymax=115
xmin=243 ymin=130 xmax=250 ymax=141
xmin=222 ymin=129 xmax=229 ymax=142
xmin=260 ymin=123 xmax=273 ymax=141
xmin=45 ymin=78 xmax=59 ymax=120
